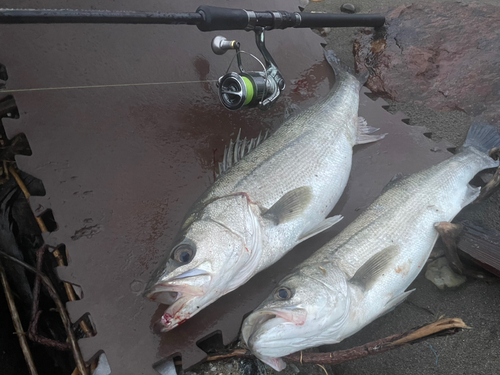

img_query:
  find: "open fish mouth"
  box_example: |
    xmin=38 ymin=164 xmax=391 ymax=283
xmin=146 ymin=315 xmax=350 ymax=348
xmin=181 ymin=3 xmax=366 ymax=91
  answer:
xmin=152 ymin=297 xmax=192 ymax=333
xmin=247 ymin=308 xmax=307 ymax=328
xmin=242 ymin=310 xmax=304 ymax=372
xmin=146 ymin=272 xmax=212 ymax=333
xmin=145 ymin=269 xmax=211 ymax=303
xmin=242 ymin=308 xmax=307 ymax=349
xmin=243 ymin=312 xmax=277 ymax=344
xmin=149 ymin=289 xmax=196 ymax=333
xmin=146 ymin=288 xmax=181 ymax=305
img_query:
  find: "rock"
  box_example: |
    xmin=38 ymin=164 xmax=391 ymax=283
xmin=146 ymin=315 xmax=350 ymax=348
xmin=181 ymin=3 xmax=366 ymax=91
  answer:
xmin=425 ymin=257 xmax=467 ymax=290
xmin=341 ymin=3 xmax=356 ymax=13
xmin=354 ymin=2 xmax=500 ymax=124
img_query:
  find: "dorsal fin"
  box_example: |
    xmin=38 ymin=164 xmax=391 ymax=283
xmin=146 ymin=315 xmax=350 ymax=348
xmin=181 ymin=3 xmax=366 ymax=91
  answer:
xmin=381 ymin=173 xmax=408 ymax=194
xmin=216 ymin=129 xmax=270 ymax=178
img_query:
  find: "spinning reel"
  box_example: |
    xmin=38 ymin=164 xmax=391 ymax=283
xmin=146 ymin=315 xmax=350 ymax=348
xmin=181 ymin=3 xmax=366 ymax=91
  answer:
xmin=212 ymin=27 xmax=285 ymax=111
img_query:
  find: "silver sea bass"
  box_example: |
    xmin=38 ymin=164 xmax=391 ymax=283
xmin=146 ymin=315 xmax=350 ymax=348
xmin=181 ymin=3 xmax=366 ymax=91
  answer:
xmin=242 ymin=124 xmax=500 ymax=371
xmin=144 ymin=50 xmax=385 ymax=332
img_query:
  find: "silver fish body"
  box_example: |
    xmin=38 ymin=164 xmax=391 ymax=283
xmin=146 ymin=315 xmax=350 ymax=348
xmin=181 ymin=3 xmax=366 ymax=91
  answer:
xmin=242 ymin=124 xmax=500 ymax=371
xmin=144 ymin=51 xmax=385 ymax=332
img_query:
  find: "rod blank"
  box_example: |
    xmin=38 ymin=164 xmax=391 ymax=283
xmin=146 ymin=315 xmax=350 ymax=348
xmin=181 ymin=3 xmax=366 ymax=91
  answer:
xmin=0 ymin=7 xmax=385 ymax=31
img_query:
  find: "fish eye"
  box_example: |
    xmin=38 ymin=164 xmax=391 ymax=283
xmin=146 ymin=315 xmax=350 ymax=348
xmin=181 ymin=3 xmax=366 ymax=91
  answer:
xmin=172 ymin=244 xmax=195 ymax=264
xmin=275 ymin=286 xmax=293 ymax=300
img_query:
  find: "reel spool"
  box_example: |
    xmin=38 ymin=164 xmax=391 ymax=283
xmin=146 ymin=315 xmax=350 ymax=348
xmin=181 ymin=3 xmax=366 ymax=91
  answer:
xmin=217 ymin=71 xmax=268 ymax=110
xmin=211 ymin=29 xmax=284 ymax=111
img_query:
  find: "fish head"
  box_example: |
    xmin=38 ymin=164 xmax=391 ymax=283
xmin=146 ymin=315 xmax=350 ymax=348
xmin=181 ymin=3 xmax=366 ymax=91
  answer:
xmin=145 ymin=193 xmax=262 ymax=332
xmin=242 ymin=264 xmax=350 ymax=371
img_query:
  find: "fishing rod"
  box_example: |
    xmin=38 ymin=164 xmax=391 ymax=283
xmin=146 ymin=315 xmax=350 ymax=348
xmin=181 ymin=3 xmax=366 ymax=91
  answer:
xmin=0 ymin=6 xmax=385 ymax=110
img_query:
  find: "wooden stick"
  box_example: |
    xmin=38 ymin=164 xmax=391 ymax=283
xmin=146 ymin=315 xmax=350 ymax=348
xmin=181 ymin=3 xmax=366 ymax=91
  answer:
xmin=389 ymin=318 xmax=469 ymax=346
xmin=0 ymin=250 xmax=88 ymax=375
xmin=51 ymin=247 xmax=92 ymax=337
xmin=198 ymin=317 xmax=468 ymax=367
xmin=9 ymin=166 xmax=92 ymax=337
xmin=206 ymin=349 xmax=248 ymax=362
xmin=10 ymin=165 xmax=96 ymax=375
xmin=0 ymin=261 xmax=38 ymax=375
xmin=283 ymin=317 xmax=469 ymax=365
xmin=8 ymin=165 xmax=47 ymax=232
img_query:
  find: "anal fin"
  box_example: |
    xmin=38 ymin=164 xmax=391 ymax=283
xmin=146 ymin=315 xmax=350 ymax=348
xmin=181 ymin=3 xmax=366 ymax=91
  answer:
xmin=377 ymin=289 xmax=415 ymax=319
xmin=297 ymin=215 xmax=343 ymax=243
xmin=356 ymin=116 xmax=387 ymax=145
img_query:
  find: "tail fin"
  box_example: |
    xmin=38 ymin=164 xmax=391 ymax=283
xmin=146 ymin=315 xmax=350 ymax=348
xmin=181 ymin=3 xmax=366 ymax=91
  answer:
xmin=463 ymin=122 xmax=500 ymax=153
xmin=323 ymin=49 xmax=369 ymax=86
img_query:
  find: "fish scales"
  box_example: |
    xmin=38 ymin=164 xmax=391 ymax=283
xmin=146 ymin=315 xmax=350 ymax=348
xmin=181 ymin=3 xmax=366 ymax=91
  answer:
xmin=325 ymin=150 xmax=489 ymax=276
xmin=144 ymin=50 xmax=386 ymax=332
xmin=242 ymin=124 xmax=500 ymax=371
xmin=207 ymin=71 xmax=360 ymax=208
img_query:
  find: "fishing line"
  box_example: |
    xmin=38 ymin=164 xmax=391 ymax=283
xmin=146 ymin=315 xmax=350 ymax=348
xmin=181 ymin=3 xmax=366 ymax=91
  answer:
xmin=0 ymin=79 xmax=218 ymax=94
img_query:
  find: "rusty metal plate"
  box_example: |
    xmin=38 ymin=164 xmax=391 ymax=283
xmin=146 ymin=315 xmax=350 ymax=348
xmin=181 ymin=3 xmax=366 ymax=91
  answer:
xmin=0 ymin=1 xmax=455 ymax=374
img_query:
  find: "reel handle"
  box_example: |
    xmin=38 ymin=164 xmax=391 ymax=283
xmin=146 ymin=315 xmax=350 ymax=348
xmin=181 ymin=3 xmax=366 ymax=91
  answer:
xmin=211 ymin=36 xmax=239 ymax=55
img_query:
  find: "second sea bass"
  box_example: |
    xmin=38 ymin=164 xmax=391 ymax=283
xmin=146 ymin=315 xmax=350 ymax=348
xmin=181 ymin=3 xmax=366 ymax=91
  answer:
xmin=242 ymin=123 xmax=500 ymax=371
xmin=144 ymin=50 xmax=386 ymax=332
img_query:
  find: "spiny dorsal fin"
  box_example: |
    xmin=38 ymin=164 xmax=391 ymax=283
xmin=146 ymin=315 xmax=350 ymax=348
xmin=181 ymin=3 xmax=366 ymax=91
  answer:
xmin=216 ymin=129 xmax=270 ymax=178
xmin=263 ymin=186 xmax=313 ymax=225
xmin=349 ymin=245 xmax=400 ymax=290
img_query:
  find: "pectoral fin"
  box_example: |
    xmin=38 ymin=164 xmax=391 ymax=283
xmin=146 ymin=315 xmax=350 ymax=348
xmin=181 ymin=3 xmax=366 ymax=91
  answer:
xmin=297 ymin=215 xmax=343 ymax=243
xmin=350 ymin=245 xmax=400 ymax=290
xmin=263 ymin=187 xmax=313 ymax=224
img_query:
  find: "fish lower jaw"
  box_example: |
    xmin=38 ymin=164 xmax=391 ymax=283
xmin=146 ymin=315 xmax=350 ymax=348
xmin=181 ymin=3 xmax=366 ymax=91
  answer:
xmin=151 ymin=295 xmax=196 ymax=333
xmin=255 ymin=354 xmax=287 ymax=372
xmin=152 ymin=313 xmax=178 ymax=333
xmin=152 ymin=307 xmax=192 ymax=333
xmin=242 ymin=313 xmax=278 ymax=347
xmin=250 ymin=340 xmax=297 ymax=360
